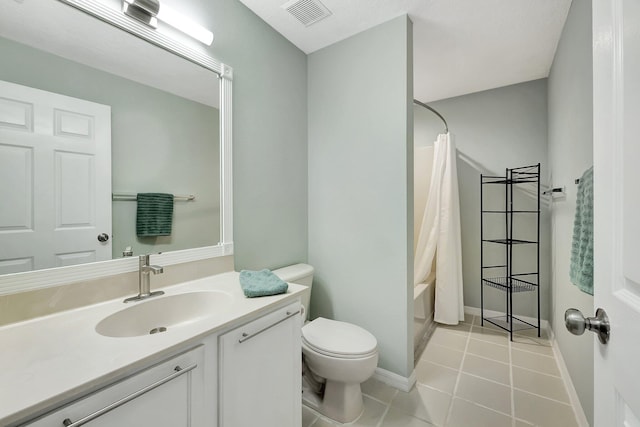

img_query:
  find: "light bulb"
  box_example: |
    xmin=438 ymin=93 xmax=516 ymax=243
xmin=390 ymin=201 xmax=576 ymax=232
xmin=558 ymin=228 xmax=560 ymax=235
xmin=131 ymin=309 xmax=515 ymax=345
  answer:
xmin=157 ymin=4 xmax=213 ymax=46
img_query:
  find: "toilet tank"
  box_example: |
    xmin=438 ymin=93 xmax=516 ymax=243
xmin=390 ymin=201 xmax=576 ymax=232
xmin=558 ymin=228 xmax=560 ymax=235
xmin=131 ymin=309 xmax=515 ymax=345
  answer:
xmin=272 ymin=264 xmax=314 ymax=320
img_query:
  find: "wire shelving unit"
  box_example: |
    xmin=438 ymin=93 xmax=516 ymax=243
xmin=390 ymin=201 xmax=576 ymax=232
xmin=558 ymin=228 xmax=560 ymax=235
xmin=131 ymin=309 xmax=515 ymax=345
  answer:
xmin=480 ymin=163 xmax=541 ymax=340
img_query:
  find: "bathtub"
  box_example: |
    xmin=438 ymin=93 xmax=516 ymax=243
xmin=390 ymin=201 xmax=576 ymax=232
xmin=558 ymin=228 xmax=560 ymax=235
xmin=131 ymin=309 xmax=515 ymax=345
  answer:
xmin=413 ymin=272 xmax=436 ymax=354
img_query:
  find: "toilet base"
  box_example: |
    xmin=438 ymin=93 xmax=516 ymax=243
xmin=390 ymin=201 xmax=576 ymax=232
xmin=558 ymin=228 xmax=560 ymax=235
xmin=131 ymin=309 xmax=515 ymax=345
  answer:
xmin=302 ymin=377 xmax=364 ymax=424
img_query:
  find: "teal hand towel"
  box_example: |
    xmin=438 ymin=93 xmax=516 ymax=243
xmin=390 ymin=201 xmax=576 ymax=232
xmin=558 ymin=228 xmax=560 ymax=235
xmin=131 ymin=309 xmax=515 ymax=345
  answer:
xmin=136 ymin=193 xmax=174 ymax=237
xmin=569 ymin=167 xmax=594 ymax=295
xmin=239 ymin=269 xmax=288 ymax=298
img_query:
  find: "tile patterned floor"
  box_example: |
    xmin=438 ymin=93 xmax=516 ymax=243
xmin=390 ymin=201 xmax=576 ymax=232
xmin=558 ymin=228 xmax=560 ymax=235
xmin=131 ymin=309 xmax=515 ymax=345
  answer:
xmin=302 ymin=314 xmax=580 ymax=427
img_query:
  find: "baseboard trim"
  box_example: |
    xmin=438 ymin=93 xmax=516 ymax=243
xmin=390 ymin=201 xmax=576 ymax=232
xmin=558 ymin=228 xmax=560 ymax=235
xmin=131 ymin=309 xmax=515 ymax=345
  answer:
xmin=547 ymin=329 xmax=590 ymax=427
xmin=372 ymin=367 xmax=416 ymax=392
xmin=463 ymin=306 xmax=550 ymax=333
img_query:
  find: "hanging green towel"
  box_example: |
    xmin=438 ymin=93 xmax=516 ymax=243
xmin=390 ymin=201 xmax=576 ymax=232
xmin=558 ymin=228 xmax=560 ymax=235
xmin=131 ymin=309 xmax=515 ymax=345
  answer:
xmin=569 ymin=167 xmax=594 ymax=295
xmin=136 ymin=193 xmax=174 ymax=237
xmin=239 ymin=269 xmax=288 ymax=298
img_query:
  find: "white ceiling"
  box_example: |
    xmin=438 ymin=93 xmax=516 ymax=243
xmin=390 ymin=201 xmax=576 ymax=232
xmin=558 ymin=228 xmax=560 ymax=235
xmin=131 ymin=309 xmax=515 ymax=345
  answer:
xmin=238 ymin=0 xmax=572 ymax=102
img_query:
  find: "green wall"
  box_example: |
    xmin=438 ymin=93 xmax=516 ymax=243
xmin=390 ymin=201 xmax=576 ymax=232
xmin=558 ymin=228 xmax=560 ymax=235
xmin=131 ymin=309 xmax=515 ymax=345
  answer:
xmin=308 ymin=15 xmax=414 ymax=378
xmin=548 ymin=0 xmax=594 ymax=424
xmin=193 ymin=0 xmax=309 ymax=270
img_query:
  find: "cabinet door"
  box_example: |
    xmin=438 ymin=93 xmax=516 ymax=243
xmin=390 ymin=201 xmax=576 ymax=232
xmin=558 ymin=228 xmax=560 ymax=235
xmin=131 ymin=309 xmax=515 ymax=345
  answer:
xmin=24 ymin=346 xmax=205 ymax=427
xmin=219 ymin=302 xmax=301 ymax=427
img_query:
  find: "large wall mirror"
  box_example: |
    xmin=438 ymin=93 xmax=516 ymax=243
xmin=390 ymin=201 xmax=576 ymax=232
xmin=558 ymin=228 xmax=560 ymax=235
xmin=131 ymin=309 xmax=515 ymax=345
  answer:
xmin=0 ymin=0 xmax=233 ymax=295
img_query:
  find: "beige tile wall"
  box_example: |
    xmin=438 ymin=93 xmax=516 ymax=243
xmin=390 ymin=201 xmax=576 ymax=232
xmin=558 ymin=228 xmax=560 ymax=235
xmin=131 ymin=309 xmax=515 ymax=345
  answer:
xmin=0 ymin=256 xmax=234 ymax=326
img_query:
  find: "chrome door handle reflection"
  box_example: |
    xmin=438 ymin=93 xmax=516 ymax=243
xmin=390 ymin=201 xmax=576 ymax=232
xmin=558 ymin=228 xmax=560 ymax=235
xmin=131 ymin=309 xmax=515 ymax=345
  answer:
xmin=565 ymin=307 xmax=610 ymax=344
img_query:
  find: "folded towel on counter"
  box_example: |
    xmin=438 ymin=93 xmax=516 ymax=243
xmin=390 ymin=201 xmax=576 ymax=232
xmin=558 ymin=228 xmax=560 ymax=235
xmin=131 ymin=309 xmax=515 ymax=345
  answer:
xmin=569 ymin=166 xmax=594 ymax=295
xmin=239 ymin=269 xmax=288 ymax=298
xmin=136 ymin=193 xmax=174 ymax=237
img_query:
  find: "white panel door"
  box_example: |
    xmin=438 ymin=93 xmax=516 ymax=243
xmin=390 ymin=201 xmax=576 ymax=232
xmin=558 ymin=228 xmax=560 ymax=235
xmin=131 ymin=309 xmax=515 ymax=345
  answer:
xmin=593 ymin=0 xmax=640 ymax=425
xmin=0 ymin=80 xmax=111 ymax=273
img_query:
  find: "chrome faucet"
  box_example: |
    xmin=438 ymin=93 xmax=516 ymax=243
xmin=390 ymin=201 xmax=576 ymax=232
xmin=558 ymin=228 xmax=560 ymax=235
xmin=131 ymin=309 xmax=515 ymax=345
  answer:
xmin=124 ymin=254 xmax=165 ymax=302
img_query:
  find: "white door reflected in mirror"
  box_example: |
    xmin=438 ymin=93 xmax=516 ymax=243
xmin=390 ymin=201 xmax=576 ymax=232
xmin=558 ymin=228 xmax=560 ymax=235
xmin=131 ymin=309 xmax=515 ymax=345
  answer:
xmin=0 ymin=80 xmax=112 ymax=273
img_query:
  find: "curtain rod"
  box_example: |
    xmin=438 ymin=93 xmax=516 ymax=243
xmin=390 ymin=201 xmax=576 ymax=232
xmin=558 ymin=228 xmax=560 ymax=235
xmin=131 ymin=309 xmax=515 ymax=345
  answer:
xmin=413 ymin=99 xmax=449 ymax=133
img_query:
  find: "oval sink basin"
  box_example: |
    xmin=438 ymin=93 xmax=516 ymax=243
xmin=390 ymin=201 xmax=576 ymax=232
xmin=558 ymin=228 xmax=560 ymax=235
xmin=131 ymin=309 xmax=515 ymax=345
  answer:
xmin=96 ymin=291 xmax=233 ymax=338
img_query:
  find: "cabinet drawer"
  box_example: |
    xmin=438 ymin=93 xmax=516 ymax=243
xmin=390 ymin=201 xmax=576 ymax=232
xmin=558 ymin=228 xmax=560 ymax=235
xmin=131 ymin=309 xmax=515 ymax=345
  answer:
xmin=23 ymin=346 xmax=205 ymax=427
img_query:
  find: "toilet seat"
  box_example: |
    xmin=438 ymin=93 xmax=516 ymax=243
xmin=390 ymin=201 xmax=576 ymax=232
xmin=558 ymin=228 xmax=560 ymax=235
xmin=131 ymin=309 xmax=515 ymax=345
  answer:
xmin=302 ymin=317 xmax=377 ymax=359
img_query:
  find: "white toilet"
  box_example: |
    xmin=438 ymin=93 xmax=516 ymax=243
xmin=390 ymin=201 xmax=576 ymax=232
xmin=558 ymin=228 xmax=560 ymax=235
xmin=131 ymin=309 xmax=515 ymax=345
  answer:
xmin=273 ymin=264 xmax=379 ymax=423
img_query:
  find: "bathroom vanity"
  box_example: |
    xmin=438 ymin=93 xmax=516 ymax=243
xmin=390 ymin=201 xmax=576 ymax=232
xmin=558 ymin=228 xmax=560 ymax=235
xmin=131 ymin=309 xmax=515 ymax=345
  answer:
xmin=0 ymin=273 xmax=304 ymax=427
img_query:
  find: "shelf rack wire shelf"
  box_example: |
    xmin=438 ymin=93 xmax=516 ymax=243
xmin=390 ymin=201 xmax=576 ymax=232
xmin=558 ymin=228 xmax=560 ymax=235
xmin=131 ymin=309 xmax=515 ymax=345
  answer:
xmin=480 ymin=163 xmax=541 ymax=340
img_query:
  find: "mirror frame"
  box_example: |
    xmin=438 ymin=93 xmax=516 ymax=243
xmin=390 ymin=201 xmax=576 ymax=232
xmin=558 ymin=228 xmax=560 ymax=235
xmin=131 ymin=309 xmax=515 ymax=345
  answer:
xmin=0 ymin=0 xmax=233 ymax=295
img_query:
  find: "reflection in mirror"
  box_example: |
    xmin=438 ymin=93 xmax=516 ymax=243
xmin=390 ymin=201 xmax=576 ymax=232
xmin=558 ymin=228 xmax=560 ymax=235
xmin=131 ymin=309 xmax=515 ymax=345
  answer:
xmin=0 ymin=0 xmax=230 ymax=288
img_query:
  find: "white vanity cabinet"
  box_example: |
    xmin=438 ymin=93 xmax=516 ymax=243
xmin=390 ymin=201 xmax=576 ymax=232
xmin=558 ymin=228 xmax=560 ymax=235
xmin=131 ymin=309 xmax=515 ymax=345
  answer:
xmin=218 ymin=301 xmax=302 ymax=427
xmin=14 ymin=297 xmax=303 ymax=427
xmin=23 ymin=346 xmax=206 ymax=427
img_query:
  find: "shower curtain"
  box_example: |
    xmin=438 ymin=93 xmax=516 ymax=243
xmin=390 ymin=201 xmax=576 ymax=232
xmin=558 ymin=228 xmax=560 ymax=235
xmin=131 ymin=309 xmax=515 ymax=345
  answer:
xmin=414 ymin=133 xmax=464 ymax=325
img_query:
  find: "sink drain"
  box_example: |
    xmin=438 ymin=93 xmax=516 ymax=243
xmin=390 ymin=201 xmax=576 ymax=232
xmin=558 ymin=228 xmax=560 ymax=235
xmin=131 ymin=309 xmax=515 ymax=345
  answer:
xmin=149 ymin=326 xmax=167 ymax=334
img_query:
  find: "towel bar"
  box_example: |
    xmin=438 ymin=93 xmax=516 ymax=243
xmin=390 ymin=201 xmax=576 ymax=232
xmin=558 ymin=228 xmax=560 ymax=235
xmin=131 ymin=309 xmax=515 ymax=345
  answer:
xmin=238 ymin=310 xmax=301 ymax=344
xmin=112 ymin=193 xmax=195 ymax=201
xmin=542 ymin=187 xmax=565 ymax=196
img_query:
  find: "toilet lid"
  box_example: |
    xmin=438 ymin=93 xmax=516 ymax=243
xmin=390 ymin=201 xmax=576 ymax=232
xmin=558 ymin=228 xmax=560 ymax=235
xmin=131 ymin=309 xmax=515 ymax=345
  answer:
xmin=302 ymin=317 xmax=377 ymax=358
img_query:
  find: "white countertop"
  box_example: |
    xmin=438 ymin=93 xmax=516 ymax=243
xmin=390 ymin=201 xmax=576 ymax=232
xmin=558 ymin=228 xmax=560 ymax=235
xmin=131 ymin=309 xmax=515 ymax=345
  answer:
xmin=0 ymin=272 xmax=305 ymax=426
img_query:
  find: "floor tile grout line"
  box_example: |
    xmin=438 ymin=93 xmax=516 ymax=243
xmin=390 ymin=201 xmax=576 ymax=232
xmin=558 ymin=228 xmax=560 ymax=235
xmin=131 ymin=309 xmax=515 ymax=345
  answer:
xmin=465 ymin=346 xmax=510 ymax=364
xmin=361 ymin=390 xmax=398 ymax=407
xmin=303 ymin=409 xmax=319 ymax=427
xmin=513 ymin=416 xmax=536 ymax=426
xmin=302 ymin=404 xmax=318 ymax=426
xmin=416 ymin=358 xmax=463 ymax=374
xmin=418 ymin=335 xmax=466 ymax=352
xmin=419 ymin=339 xmax=467 ymax=355
xmin=511 ymin=386 xmax=574 ymax=406
xmin=443 ymin=317 xmax=474 ymax=426
xmin=419 ymin=341 xmax=466 ymax=356
xmin=467 ymin=335 xmax=514 ymax=348
xmin=452 ymin=394 xmax=514 ymax=419
xmin=467 ymin=330 xmax=511 ymax=347
xmin=509 ymin=345 xmax=555 ymax=358
xmin=449 ymin=369 xmax=511 ymax=388
xmin=374 ymin=388 xmax=398 ymax=427
xmin=511 ymin=346 xmax=556 ymax=359
xmin=469 ymin=326 xmax=511 ymax=336
xmin=373 ymin=390 xmax=396 ymax=427
xmin=464 ymin=350 xmax=511 ymax=366
xmin=414 ymin=381 xmax=454 ymax=397
xmin=511 ymin=363 xmax=563 ymax=379
xmin=468 ymin=338 xmax=510 ymax=349
xmin=306 ymin=411 xmax=318 ymax=427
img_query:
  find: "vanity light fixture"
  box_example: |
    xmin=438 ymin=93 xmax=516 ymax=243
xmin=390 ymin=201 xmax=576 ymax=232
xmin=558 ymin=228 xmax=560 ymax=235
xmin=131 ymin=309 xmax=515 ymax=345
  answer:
xmin=122 ymin=0 xmax=214 ymax=46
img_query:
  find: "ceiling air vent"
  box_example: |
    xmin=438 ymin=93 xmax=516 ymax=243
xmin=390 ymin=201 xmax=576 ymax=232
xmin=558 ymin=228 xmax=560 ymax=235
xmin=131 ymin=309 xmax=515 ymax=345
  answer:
xmin=282 ymin=0 xmax=332 ymax=27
